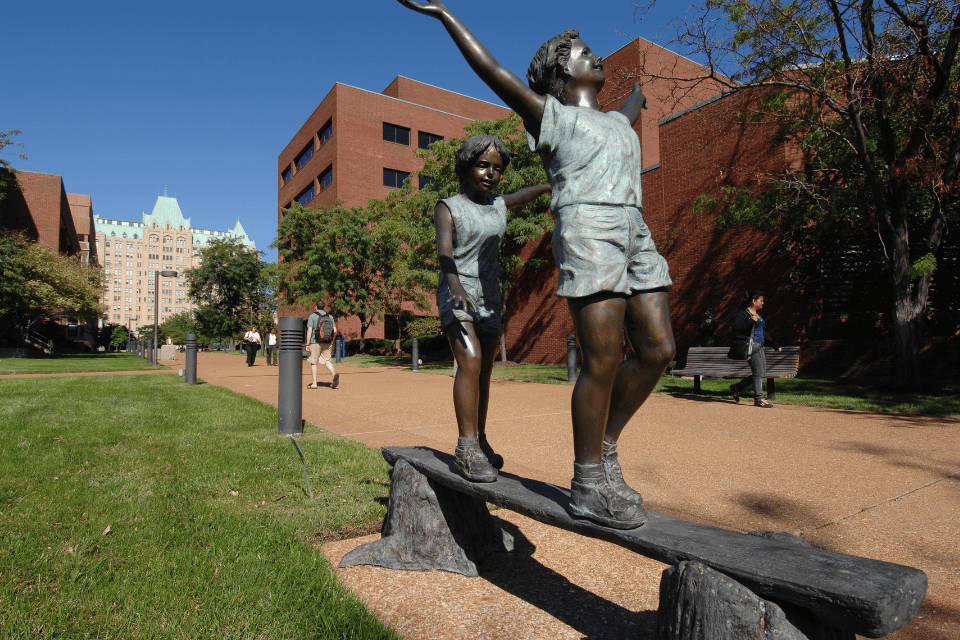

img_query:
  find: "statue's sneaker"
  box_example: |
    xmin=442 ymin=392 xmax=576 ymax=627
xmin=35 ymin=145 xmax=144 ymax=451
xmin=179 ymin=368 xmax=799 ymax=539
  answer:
xmin=454 ymin=438 xmax=498 ymax=483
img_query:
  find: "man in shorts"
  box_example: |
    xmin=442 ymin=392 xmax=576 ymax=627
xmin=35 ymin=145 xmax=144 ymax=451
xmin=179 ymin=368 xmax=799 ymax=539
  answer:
xmin=305 ymin=301 xmax=339 ymax=389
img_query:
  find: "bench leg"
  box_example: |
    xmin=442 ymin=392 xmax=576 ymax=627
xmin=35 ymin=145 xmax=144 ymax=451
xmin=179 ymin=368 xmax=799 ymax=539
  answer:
xmin=768 ymin=378 xmax=776 ymax=401
xmin=658 ymin=561 xmax=854 ymax=640
xmin=694 ymin=375 xmax=701 ymax=394
xmin=340 ymin=459 xmax=522 ymax=576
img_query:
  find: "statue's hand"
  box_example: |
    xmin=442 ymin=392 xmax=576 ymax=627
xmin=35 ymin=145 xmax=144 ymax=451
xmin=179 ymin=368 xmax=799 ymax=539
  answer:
xmin=446 ymin=282 xmax=477 ymax=313
xmin=397 ymin=0 xmax=448 ymax=17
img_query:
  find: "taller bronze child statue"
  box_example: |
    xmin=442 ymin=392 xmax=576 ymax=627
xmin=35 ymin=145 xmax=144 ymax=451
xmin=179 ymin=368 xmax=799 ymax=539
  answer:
xmin=400 ymin=0 xmax=676 ymax=529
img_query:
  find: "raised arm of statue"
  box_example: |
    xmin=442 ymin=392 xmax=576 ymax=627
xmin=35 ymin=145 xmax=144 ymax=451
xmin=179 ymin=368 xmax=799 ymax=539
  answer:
xmin=618 ymin=82 xmax=647 ymax=126
xmin=501 ymin=183 xmax=551 ymax=210
xmin=397 ymin=0 xmax=545 ymax=136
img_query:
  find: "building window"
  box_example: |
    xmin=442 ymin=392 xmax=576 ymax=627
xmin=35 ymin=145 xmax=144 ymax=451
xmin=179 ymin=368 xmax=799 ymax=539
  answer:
xmin=319 ymin=120 xmax=332 ymax=145
xmin=383 ymin=123 xmax=410 ymax=145
xmin=418 ymin=131 xmax=443 ymax=150
xmin=296 ymin=142 xmax=315 ymax=170
xmin=419 ymin=175 xmax=435 ymax=190
xmin=281 ymin=166 xmax=292 ymax=184
xmin=296 ymin=184 xmax=315 ymax=207
xmin=383 ymin=168 xmax=410 ymax=189
xmin=319 ymin=166 xmax=333 ymax=191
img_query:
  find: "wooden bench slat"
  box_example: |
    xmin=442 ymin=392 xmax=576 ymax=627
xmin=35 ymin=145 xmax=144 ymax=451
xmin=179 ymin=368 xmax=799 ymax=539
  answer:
xmin=383 ymin=446 xmax=926 ymax=638
xmin=672 ymin=347 xmax=800 ymax=381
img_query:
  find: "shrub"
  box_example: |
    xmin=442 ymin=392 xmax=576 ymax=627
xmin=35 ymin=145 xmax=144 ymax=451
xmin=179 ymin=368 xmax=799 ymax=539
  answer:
xmin=401 ymin=333 xmax=448 ymax=352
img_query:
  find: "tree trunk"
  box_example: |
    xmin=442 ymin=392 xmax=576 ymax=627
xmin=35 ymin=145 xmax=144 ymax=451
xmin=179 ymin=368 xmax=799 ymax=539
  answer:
xmin=887 ymin=198 xmax=924 ymax=391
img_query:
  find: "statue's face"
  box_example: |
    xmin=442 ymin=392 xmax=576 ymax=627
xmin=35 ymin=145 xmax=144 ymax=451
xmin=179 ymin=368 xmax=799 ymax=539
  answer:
xmin=563 ymin=38 xmax=605 ymax=88
xmin=464 ymin=146 xmax=505 ymax=198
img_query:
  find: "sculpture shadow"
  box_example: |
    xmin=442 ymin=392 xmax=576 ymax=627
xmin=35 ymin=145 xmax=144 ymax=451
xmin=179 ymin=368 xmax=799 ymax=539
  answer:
xmin=479 ymin=535 xmax=659 ymax=639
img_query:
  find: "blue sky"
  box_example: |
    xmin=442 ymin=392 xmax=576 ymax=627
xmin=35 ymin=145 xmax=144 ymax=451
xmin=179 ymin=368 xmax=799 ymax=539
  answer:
xmin=4 ymin=1 xmax=683 ymax=261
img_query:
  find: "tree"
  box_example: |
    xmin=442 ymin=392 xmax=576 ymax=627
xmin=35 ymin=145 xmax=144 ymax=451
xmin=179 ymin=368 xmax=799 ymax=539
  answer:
xmin=0 ymin=232 xmax=105 ymax=341
xmin=275 ymin=198 xmax=431 ymax=350
xmin=641 ymin=0 xmax=960 ymax=388
xmin=187 ymin=237 xmax=266 ymax=348
xmin=0 ymin=129 xmax=27 ymax=207
xmin=158 ymin=311 xmax=198 ymax=346
xmin=110 ymin=325 xmax=129 ymax=351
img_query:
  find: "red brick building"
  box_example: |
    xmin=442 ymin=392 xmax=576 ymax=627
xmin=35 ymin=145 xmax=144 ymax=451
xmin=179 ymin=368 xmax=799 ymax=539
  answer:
xmin=1 ymin=171 xmax=100 ymax=343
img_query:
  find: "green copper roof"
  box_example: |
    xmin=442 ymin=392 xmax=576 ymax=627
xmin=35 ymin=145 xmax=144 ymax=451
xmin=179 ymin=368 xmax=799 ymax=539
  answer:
xmin=143 ymin=196 xmax=191 ymax=230
xmin=93 ymin=194 xmax=256 ymax=249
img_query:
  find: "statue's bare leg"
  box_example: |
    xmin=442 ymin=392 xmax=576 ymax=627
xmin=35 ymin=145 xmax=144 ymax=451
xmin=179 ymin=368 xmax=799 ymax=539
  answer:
xmin=599 ymin=289 xmax=675 ymax=505
xmin=445 ymin=320 xmax=501 ymax=481
xmin=566 ymin=292 xmax=626 ymax=464
xmin=605 ymin=289 xmax=676 ymax=442
xmin=566 ymin=292 xmax=646 ymax=528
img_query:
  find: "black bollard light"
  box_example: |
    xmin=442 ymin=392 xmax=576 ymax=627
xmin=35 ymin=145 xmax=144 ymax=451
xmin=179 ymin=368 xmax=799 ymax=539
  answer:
xmin=278 ymin=316 xmax=304 ymax=436
xmin=567 ymin=333 xmax=578 ymax=383
xmin=185 ymin=333 xmax=197 ymax=385
xmin=411 ymin=337 xmax=419 ymax=372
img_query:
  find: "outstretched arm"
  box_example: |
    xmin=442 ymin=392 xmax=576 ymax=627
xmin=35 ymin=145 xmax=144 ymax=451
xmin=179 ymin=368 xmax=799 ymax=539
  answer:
xmin=398 ymin=0 xmax=545 ymax=137
xmin=619 ymin=82 xmax=647 ymax=126
xmin=501 ymin=184 xmax=551 ymax=210
xmin=435 ymin=202 xmax=476 ymax=313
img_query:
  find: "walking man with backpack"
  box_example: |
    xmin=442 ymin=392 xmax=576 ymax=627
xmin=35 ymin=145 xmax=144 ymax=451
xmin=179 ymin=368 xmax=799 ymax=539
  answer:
xmin=306 ymin=301 xmax=339 ymax=389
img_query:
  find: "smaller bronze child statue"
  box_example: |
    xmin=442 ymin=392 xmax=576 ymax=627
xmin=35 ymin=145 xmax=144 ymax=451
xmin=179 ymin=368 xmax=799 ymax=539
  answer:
xmin=437 ymin=135 xmax=550 ymax=482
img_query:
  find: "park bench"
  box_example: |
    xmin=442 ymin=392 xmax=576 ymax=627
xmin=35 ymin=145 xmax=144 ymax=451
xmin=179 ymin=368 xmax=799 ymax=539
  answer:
xmin=342 ymin=446 xmax=926 ymax=640
xmin=671 ymin=346 xmax=800 ymax=398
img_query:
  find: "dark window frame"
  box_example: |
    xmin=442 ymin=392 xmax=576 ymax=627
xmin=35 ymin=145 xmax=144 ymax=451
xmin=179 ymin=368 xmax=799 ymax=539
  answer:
xmin=418 ymin=131 xmax=443 ymax=150
xmin=383 ymin=123 xmax=410 ymax=145
xmin=295 ymin=183 xmax=316 ymax=207
xmin=319 ymin=166 xmax=333 ymax=191
xmin=383 ymin=168 xmax=410 ymax=189
xmin=295 ymin=142 xmax=315 ymax=170
xmin=319 ymin=119 xmax=332 ymax=145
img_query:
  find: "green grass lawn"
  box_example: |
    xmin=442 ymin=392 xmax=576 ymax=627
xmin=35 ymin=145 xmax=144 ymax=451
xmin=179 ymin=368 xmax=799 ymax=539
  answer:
xmin=1 ymin=373 xmax=398 ymax=639
xmin=0 ymin=352 xmax=159 ymax=375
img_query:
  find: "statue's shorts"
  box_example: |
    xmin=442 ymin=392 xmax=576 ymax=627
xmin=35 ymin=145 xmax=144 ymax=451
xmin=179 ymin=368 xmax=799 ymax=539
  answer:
xmin=438 ymin=275 xmax=503 ymax=336
xmin=552 ymin=204 xmax=672 ymax=298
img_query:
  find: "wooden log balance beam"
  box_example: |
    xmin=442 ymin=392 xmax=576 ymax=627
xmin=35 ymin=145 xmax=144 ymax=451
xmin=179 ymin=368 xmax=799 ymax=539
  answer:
xmin=342 ymin=446 xmax=927 ymax=639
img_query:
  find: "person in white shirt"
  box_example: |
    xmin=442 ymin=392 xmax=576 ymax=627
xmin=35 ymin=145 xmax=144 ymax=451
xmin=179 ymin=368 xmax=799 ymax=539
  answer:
xmin=243 ymin=326 xmax=261 ymax=367
xmin=266 ymin=328 xmax=278 ymax=366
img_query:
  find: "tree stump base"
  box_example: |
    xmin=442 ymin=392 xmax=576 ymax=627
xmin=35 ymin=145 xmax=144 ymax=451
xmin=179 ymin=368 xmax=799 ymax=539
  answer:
xmin=340 ymin=459 xmax=517 ymax=576
xmin=657 ymin=534 xmax=856 ymax=640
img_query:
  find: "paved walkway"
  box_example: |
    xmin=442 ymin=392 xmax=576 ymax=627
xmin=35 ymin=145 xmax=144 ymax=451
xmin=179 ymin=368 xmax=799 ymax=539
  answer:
xmin=153 ymin=351 xmax=957 ymax=639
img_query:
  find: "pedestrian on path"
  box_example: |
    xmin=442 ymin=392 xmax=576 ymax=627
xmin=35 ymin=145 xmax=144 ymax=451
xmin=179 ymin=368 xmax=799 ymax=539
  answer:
xmin=243 ymin=326 xmax=261 ymax=367
xmin=730 ymin=291 xmax=782 ymax=408
xmin=306 ymin=301 xmax=339 ymax=389
xmin=266 ymin=328 xmax=278 ymax=366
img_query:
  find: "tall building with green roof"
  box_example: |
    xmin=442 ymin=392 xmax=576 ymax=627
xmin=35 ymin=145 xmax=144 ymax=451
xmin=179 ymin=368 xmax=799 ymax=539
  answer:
xmin=94 ymin=195 xmax=255 ymax=332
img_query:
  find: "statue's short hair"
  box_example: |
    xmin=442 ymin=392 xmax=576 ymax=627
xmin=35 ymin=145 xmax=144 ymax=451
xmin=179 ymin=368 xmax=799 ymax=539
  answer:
xmin=455 ymin=135 xmax=510 ymax=189
xmin=527 ymin=29 xmax=580 ymax=103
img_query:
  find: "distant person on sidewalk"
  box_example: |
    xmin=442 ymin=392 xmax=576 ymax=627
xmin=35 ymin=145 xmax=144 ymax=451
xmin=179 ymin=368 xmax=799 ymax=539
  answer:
xmin=305 ymin=301 xmax=339 ymax=389
xmin=266 ymin=328 xmax=278 ymax=366
xmin=436 ymin=135 xmax=550 ymax=483
xmin=243 ymin=326 xmax=261 ymax=367
xmin=730 ymin=291 xmax=781 ymax=408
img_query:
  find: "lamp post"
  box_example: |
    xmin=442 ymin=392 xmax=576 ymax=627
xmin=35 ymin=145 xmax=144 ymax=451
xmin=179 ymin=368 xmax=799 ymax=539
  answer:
xmin=153 ymin=269 xmax=178 ymax=364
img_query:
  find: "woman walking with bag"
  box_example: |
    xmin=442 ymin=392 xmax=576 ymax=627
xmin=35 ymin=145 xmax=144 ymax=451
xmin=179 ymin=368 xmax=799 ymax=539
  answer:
xmin=730 ymin=291 xmax=781 ymax=408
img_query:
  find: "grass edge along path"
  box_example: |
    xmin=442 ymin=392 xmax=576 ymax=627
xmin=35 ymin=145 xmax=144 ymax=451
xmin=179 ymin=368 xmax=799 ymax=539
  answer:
xmin=1 ymin=372 xmax=399 ymax=640
xmin=345 ymin=354 xmax=960 ymax=417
